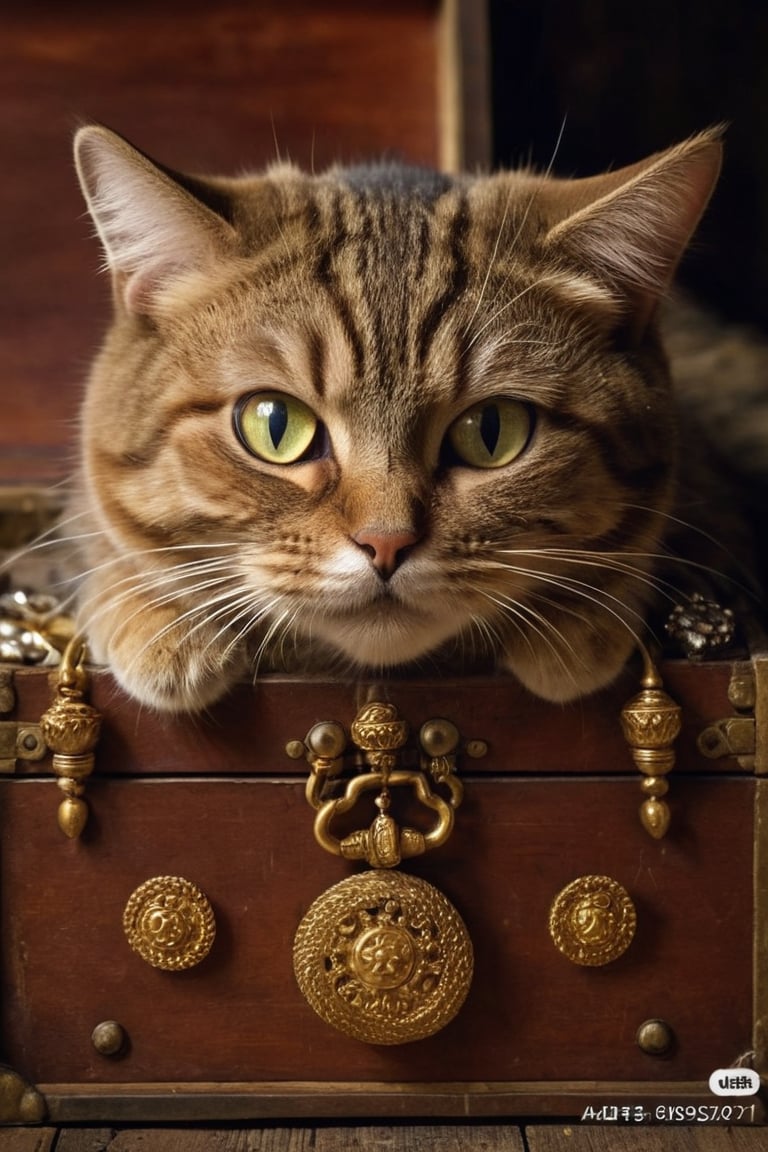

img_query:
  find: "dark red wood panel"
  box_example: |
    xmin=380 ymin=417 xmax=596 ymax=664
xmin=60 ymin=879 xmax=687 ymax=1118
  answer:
xmin=0 ymin=774 xmax=753 ymax=1085
xmin=9 ymin=657 xmax=750 ymax=779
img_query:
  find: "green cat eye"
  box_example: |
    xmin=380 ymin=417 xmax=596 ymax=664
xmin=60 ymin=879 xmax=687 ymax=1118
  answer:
xmin=447 ymin=398 xmax=533 ymax=469
xmin=235 ymin=392 xmax=319 ymax=464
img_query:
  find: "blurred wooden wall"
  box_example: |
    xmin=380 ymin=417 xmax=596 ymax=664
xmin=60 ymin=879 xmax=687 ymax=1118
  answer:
xmin=1 ymin=0 xmax=489 ymax=485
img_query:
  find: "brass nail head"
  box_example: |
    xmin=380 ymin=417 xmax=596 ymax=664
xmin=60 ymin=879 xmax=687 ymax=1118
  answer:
xmin=91 ymin=1020 xmax=127 ymax=1057
xmin=636 ymin=1018 xmax=675 ymax=1056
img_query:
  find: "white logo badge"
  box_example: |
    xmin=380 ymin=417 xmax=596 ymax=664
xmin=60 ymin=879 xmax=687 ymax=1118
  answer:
xmin=708 ymin=1068 xmax=760 ymax=1096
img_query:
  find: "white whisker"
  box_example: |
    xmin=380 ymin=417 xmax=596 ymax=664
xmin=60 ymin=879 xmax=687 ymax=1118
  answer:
xmin=76 ymin=567 xmax=237 ymax=638
xmin=492 ymin=546 xmax=681 ymax=603
xmin=478 ymin=586 xmax=583 ymax=689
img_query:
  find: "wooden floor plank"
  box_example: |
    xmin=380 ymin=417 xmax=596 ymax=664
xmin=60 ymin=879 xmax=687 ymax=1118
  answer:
xmin=526 ymin=1125 xmax=765 ymax=1151
xmin=0 ymin=1131 xmax=58 ymax=1152
xmin=26 ymin=1127 xmax=768 ymax=1152
xmin=102 ymin=1131 xmax=315 ymax=1152
xmin=51 ymin=1127 xmax=526 ymax=1152
xmin=314 ymin=1127 xmax=525 ymax=1151
xmin=52 ymin=1131 xmax=117 ymax=1152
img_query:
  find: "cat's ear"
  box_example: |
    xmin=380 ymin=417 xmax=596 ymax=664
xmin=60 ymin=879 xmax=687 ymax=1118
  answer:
xmin=542 ymin=128 xmax=723 ymax=332
xmin=74 ymin=125 xmax=237 ymax=315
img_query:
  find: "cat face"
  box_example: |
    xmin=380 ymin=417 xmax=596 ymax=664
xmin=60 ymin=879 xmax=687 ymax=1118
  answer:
xmin=70 ymin=127 xmax=722 ymax=710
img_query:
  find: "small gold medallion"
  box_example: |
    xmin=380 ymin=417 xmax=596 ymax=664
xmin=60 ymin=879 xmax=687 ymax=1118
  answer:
xmin=123 ymin=876 xmax=216 ymax=971
xmin=293 ymin=869 xmax=473 ymax=1045
xmin=548 ymin=875 xmax=636 ymax=966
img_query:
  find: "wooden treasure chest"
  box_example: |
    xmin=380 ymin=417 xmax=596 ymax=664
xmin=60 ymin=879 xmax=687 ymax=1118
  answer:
xmin=0 ymin=0 xmax=765 ymax=1128
xmin=0 ymin=646 xmax=764 ymax=1125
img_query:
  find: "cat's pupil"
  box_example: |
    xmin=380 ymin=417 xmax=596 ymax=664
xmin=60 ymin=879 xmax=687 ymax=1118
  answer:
xmin=479 ymin=405 xmax=501 ymax=457
xmin=267 ymin=400 xmax=288 ymax=449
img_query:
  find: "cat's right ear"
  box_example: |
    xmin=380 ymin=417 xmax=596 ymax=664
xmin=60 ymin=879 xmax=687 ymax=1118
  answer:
xmin=74 ymin=125 xmax=237 ymax=315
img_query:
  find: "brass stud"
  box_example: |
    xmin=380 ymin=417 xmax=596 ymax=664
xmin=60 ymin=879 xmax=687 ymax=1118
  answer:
xmin=465 ymin=739 xmax=488 ymax=759
xmin=91 ymin=1020 xmax=127 ymax=1058
xmin=419 ymin=718 xmax=460 ymax=758
xmin=0 ymin=1066 xmax=46 ymax=1124
xmin=636 ymin=1018 xmax=675 ymax=1056
xmin=305 ymin=721 xmax=347 ymax=761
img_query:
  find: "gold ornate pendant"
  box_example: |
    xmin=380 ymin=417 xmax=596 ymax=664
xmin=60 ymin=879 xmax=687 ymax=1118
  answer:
xmin=290 ymin=702 xmax=477 ymax=1045
xmin=294 ymin=869 xmax=473 ymax=1045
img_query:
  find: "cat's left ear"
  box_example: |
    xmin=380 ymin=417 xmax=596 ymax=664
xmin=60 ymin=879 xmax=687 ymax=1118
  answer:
xmin=543 ymin=128 xmax=723 ymax=333
xmin=74 ymin=124 xmax=237 ymax=315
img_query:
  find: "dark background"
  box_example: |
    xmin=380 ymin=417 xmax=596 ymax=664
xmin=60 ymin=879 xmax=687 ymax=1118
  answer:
xmin=488 ymin=0 xmax=768 ymax=327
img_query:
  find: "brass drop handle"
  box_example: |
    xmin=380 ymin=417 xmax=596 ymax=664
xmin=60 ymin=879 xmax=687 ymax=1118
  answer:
xmin=300 ymin=704 xmax=465 ymax=869
xmin=312 ymin=768 xmax=457 ymax=868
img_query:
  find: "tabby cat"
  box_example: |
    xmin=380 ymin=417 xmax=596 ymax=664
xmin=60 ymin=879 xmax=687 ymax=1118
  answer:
xmin=67 ymin=124 xmax=758 ymax=712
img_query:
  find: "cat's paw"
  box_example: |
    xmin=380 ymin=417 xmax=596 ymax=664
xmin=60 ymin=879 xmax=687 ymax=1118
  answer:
xmin=80 ymin=583 xmax=248 ymax=712
xmin=500 ymin=623 xmax=637 ymax=702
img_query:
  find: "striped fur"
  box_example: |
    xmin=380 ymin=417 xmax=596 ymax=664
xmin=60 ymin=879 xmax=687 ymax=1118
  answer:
xmin=64 ymin=124 xmax=756 ymax=711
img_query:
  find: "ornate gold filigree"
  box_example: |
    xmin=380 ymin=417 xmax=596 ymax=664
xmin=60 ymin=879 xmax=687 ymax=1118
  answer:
xmin=350 ymin=701 xmax=409 ymax=774
xmin=123 ymin=876 xmax=216 ymax=971
xmin=621 ymin=655 xmax=681 ymax=838
xmin=549 ymin=875 xmax=637 ymax=966
xmin=39 ymin=636 xmax=101 ymax=838
xmin=293 ymin=870 xmax=473 ymax=1044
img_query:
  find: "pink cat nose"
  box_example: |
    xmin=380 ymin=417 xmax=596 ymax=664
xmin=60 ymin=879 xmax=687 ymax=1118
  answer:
xmin=352 ymin=528 xmax=421 ymax=579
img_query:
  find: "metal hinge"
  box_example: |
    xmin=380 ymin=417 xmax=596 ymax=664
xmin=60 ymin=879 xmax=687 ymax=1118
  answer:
xmin=0 ymin=721 xmax=47 ymax=774
xmin=697 ymin=664 xmax=756 ymax=768
xmin=0 ymin=667 xmax=47 ymax=773
xmin=698 ymin=716 xmax=756 ymax=762
xmin=0 ymin=668 xmax=15 ymax=714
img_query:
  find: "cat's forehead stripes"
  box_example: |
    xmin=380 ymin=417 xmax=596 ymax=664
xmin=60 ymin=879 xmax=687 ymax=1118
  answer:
xmin=297 ymin=176 xmax=473 ymax=403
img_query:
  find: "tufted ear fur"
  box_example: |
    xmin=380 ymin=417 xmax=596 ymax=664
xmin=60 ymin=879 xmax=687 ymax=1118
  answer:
xmin=541 ymin=128 xmax=723 ymax=333
xmin=74 ymin=124 xmax=237 ymax=315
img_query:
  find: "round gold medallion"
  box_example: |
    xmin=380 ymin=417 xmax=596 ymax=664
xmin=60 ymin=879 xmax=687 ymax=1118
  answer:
xmin=548 ymin=875 xmax=636 ymax=967
xmin=123 ymin=876 xmax=216 ymax=971
xmin=293 ymin=870 xmax=473 ymax=1044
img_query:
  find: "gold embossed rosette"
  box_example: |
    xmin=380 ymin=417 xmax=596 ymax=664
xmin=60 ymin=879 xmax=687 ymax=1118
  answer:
xmin=293 ymin=869 xmax=473 ymax=1045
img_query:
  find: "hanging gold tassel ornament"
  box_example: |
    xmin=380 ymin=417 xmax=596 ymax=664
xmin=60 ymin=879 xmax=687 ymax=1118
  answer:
xmin=39 ymin=636 xmax=101 ymax=838
xmin=620 ymin=651 xmax=681 ymax=839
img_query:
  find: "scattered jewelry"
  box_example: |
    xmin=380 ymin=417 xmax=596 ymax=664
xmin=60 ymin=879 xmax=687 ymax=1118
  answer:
xmin=665 ymin=593 xmax=736 ymax=659
xmin=0 ymin=590 xmax=74 ymax=666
